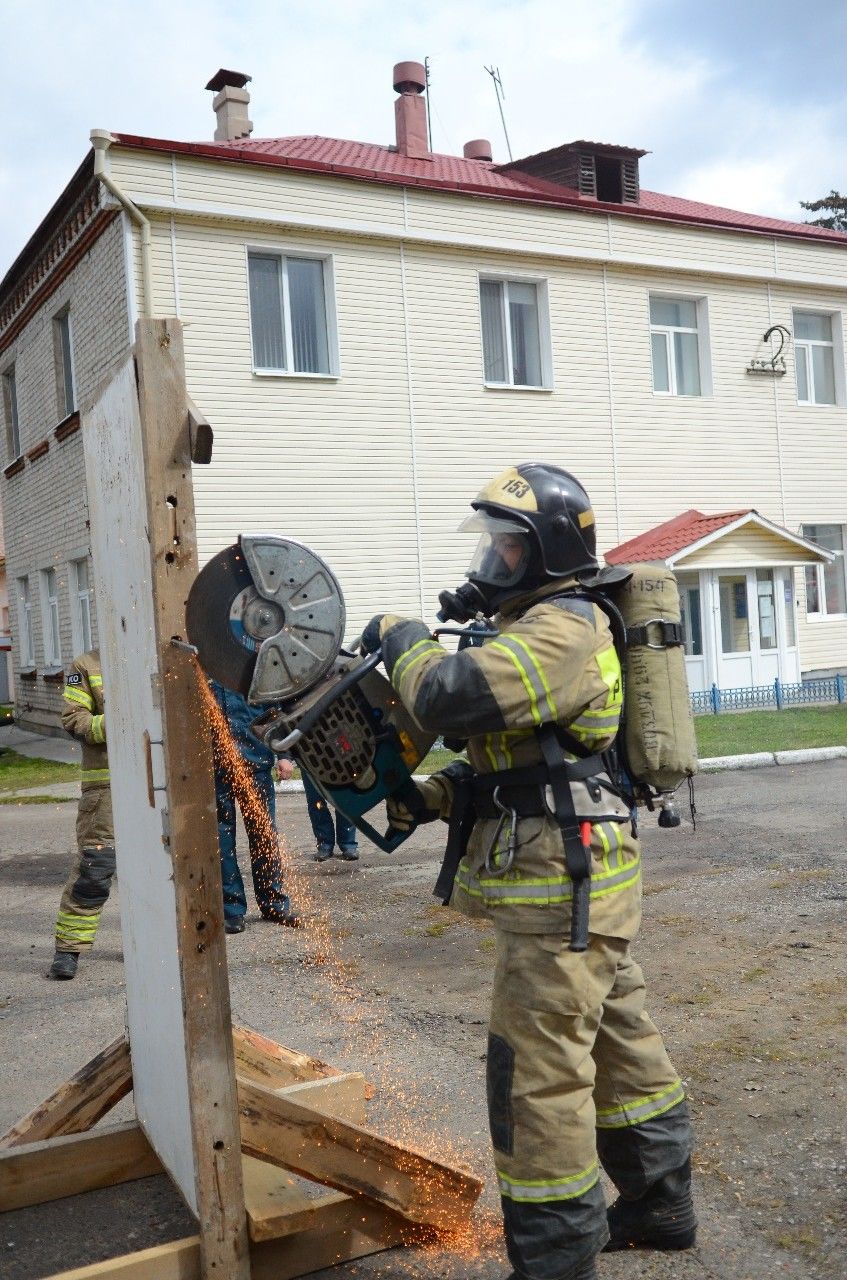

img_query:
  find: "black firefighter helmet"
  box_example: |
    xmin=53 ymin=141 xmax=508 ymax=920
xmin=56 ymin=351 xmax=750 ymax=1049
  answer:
xmin=463 ymin=462 xmax=598 ymax=600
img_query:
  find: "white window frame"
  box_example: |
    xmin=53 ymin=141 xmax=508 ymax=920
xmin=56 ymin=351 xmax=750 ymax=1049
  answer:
xmin=478 ymin=273 xmax=553 ymax=391
xmin=649 ymin=293 xmax=712 ymax=397
xmin=802 ymin=524 xmax=847 ymax=620
xmin=70 ymin=557 xmax=93 ymax=654
xmin=792 ymin=309 xmax=844 ymax=407
xmin=17 ymin=577 xmax=36 ymax=668
xmin=3 ymin=364 xmax=21 ymax=461
xmin=54 ymin=308 xmax=77 ymax=419
xmin=40 ymin=566 xmax=62 ymax=669
xmin=245 ymin=246 xmax=339 ymax=378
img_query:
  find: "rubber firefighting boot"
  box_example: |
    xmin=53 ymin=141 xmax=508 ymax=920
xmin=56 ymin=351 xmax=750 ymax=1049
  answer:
xmin=605 ymin=1158 xmax=697 ymax=1251
xmin=48 ymin=950 xmax=79 ymax=980
xmin=505 ymin=1256 xmax=597 ymax=1280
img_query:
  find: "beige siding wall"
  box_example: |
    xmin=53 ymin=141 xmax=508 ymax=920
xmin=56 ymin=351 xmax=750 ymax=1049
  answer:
xmin=115 ymin=149 xmax=847 ymax=673
xmin=674 ymin=525 xmax=822 ymax=569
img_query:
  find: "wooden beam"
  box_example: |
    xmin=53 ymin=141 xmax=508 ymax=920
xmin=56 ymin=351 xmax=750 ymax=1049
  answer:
xmin=0 ymin=1121 xmax=161 ymax=1212
xmin=134 ymin=317 xmax=250 ymax=1280
xmin=232 ymin=1025 xmax=341 ymax=1088
xmin=0 ymin=1037 xmax=132 ymax=1148
xmin=243 ymin=1154 xmax=347 ymax=1243
xmin=237 ymin=1075 xmax=482 ymax=1233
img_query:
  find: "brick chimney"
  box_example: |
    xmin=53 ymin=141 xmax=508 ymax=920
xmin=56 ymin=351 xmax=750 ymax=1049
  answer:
xmin=393 ymin=61 xmax=430 ymax=159
xmin=205 ymin=68 xmax=253 ymax=142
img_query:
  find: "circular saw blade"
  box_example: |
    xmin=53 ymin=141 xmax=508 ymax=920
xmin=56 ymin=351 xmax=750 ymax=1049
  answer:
xmin=186 ymin=544 xmax=259 ymax=696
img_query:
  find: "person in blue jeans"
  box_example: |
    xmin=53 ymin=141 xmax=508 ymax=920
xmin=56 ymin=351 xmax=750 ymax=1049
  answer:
xmin=301 ymin=770 xmax=359 ymax=862
xmin=209 ymin=681 xmax=299 ymax=933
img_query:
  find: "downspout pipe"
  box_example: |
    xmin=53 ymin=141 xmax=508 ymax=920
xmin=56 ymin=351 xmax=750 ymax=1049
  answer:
xmin=90 ymin=129 xmax=153 ymax=318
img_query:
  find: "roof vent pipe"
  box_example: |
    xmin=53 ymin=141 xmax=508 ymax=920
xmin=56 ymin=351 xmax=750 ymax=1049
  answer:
xmin=463 ymin=139 xmax=493 ymax=162
xmin=393 ymin=61 xmax=430 ymax=160
xmin=205 ymin=68 xmax=253 ymax=142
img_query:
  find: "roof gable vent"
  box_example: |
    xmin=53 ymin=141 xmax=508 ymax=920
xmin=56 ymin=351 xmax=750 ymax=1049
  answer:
xmin=502 ymin=140 xmax=647 ymax=204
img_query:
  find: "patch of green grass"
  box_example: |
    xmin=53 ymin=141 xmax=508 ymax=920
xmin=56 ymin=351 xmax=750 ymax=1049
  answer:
xmin=0 ymin=793 xmax=76 ymax=805
xmin=694 ymin=705 xmax=847 ymax=757
xmin=0 ymin=748 xmax=81 ymax=794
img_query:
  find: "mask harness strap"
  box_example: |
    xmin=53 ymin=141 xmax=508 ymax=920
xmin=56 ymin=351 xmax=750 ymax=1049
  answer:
xmin=537 ymin=721 xmax=592 ymax=953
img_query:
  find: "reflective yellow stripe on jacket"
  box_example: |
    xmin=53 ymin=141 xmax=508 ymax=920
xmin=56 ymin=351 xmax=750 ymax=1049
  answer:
xmin=455 ymin=848 xmax=640 ymax=907
xmin=81 ymin=768 xmax=111 ymax=783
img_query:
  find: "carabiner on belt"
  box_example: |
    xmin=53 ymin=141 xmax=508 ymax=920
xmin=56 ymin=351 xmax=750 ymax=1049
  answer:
xmin=484 ymin=786 xmax=519 ymax=877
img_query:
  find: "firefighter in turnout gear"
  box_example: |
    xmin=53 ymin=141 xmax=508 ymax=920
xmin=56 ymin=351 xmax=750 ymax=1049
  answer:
xmin=364 ymin=464 xmax=696 ymax=1280
xmin=48 ymin=650 xmax=114 ymax=980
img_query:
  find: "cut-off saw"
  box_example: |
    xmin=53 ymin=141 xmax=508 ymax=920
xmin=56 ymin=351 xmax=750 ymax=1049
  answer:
xmin=186 ymin=534 xmax=436 ymax=851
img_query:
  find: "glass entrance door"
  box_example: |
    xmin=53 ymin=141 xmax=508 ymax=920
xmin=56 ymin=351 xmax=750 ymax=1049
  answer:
xmin=712 ymin=568 xmax=800 ymax=689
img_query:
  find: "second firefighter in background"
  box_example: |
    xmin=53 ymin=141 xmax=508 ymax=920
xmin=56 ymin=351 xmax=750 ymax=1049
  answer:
xmin=362 ymin=464 xmax=696 ymax=1280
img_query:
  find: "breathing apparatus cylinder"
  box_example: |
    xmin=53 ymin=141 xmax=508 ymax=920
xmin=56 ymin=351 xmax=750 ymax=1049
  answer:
xmin=606 ymin=562 xmax=698 ymax=813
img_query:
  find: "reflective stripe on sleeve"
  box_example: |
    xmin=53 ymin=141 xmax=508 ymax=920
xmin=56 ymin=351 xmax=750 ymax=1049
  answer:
xmin=90 ymin=714 xmax=106 ymax=744
xmin=81 ymin=768 xmax=111 ymax=783
xmin=595 ymin=1079 xmax=686 ymax=1129
xmin=497 ymin=1160 xmax=599 ymax=1203
xmin=89 ymin=674 xmax=103 ymax=687
xmin=392 ymin=638 xmax=442 ymax=696
xmin=64 ymin=686 xmax=94 ymax=710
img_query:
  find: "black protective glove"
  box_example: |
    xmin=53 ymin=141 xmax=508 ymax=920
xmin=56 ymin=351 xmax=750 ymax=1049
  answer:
xmin=386 ymin=779 xmax=443 ymax=832
xmin=360 ymin=614 xmax=385 ymax=655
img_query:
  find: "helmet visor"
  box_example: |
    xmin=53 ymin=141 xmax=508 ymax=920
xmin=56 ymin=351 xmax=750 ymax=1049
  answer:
xmin=459 ymin=512 xmax=531 ymax=589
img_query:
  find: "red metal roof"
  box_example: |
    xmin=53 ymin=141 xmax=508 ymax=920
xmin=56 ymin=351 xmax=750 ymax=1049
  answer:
xmin=110 ymin=131 xmax=847 ymax=245
xmin=605 ymin=509 xmax=751 ymax=564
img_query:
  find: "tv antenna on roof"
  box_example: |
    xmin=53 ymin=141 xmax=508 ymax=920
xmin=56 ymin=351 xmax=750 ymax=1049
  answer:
xmin=484 ymin=65 xmax=513 ymax=161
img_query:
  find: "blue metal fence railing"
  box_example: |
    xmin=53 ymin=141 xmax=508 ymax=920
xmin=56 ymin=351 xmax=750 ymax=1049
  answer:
xmin=691 ymin=674 xmax=846 ymax=715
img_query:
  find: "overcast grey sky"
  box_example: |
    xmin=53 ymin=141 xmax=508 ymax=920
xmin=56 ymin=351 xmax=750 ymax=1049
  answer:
xmin=2 ymin=0 xmax=845 ymax=275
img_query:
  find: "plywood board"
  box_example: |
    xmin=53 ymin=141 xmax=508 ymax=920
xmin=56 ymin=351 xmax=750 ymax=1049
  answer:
xmin=83 ymin=353 xmax=198 ymax=1211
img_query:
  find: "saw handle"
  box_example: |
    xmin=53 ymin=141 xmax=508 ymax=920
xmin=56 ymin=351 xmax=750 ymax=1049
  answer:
xmin=272 ymin=649 xmax=383 ymax=751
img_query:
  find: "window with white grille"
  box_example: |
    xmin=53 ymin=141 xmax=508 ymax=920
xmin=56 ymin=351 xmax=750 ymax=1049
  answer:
xmin=41 ymin=567 xmax=62 ymax=667
xmin=650 ymin=295 xmax=708 ymax=397
xmin=794 ymin=311 xmax=838 ymax=405
xmin=54 ymin=310 xmax=77 ymax=418
xmin=479 ymin=277 xmax=551 ymax=389
xmin=803 ymin=524 xmax=847 ymax=617
xmin=71 ymin=558 xmax=93 ymax=654
xmin=247 ymin=252 xmax=335 ymax=375
xmin=17 ymin=577 xmax=35 ymax=667
xmin=3 ymin=365 xmax=20 ymax=460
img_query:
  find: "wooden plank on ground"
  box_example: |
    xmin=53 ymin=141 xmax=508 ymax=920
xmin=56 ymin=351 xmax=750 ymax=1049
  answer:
xmin=0 ymin=1121 xmax=161 ymax=1212
xmin=243 ymin=1153 xmax=346 ymax=1243
xmin=0 ymin=1037 xmax=132 ymax=1148
xmin=237 ymin=1075 xmax=482 ymax=1233
xmin=40 ymin=1201 xmax=406 ymax=1279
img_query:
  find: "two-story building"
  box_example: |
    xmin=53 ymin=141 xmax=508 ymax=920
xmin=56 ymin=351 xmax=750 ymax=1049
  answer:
xmin=1 ymin=62 xmax=844 ymax=733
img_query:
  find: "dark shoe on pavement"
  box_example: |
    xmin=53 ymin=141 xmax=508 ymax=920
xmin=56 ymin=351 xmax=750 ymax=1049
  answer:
xmin=48 ymin=950 xmax=79 ymax=980
xmin=505 ymin=1256 xmax=597 ymax=1280
xmin=338 ymin=846 xmax=359 ymax=861
xmin=314 ymin=845 xmax=334 ymax=862
xmin=270 ymin=913 xmax=303 ymax=929
xmin=224 ymin=919 xmax=246 ymax=934
xmin=605 ymin=1158 xmax=697 ymax=1251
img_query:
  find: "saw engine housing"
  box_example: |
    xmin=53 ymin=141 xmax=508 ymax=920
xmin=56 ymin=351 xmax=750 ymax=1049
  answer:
xmin=186 ymin=535 xmax=435 ymax=850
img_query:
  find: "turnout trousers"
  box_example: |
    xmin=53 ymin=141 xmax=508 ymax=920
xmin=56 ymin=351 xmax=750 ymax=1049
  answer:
xmin=488 ymin=930 xmax=692 ymax=1280
xmin=55 ymin=787 xmax=115 ymax=954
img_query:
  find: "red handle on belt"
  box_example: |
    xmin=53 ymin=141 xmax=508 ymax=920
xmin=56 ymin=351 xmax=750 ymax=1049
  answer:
xmin=580 ymin=821 xmax=592 ymax=849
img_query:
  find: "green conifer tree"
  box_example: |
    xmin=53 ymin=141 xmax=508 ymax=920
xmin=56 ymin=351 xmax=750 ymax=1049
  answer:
xmin=800 ymin=190 xmax=847 ymax=232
